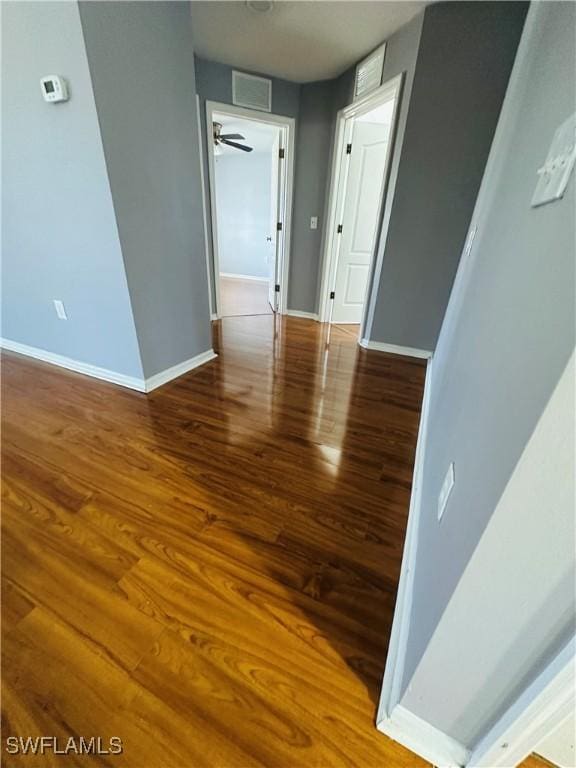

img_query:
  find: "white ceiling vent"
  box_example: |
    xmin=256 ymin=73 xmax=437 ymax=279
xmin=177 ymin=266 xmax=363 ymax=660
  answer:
xmin=354 ymin=44 xmax=386 ymax=101
xmin=232 ymin=70 xmax=272 ymax=112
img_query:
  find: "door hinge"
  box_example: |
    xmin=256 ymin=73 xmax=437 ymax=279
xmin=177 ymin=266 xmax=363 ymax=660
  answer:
xmin=337 ymin=224 xmax=343 ymax=234
xmin=279 ymin=148 xmax=285 ymax=159
xmin=330 ymin=291 xmax=335 ymax=300
xmin=276 ymin=222 xmax=283 ymax=231
xmin=275 ymin=284 xmax=280 ymax=293
xmin=346 ymin=143 xmax=352 ymax=154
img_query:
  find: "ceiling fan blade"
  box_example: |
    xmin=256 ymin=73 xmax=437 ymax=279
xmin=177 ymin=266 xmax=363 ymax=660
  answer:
xmin=220 ymin=133 xmax=245 ymax=140
xmin=221 ymin=139 xmax=253 ymax=152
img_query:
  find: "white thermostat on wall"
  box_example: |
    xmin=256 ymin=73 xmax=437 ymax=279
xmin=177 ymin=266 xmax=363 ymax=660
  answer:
xmin=40 ymin=75 xmax=69 ymax=103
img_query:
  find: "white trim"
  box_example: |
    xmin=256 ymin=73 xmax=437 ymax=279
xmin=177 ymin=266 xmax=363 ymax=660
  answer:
xmin=196 ymin=93 xmax=214 ymax=319
xmin=219 ymin=272 xmax=268 ymax=283
xmin=210 ymin=313 xmax=219 ymax=321
xmin=359 ymin=338 xmax=432 ymax=360
xmin=378 ymin=705 xmax=470 ymax=768
xmin=377 ymin=356 xmax=434 ymax=726
xmin=318 ymin=74 xmax=404 ymax=328
xmin=144 ymin=349 xmax=217 ymax=393
xmin=1 ymin=338 xmax=217 ymax=394
xmin=467 ymin=636 xmax=575 ymax=768
xmin=1 ymin=338 xmax=146 ymax=392
xmin=205 ymin=100 xmax=295 ymax=318
xmin=285 ymin=310 xmax=319 ymax=321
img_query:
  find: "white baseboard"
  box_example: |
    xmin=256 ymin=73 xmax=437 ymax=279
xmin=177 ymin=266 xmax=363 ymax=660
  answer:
xmin=1 ymin=338 xmax=146 ymax=392
xmin=378 ymin=357 xmax=434 ymax=718
xmin=285 ymin=309 xmax=319 ymax=321
xmin=1 ymin=338 xmax=217 ymax=394
xmin=468 ymin=635 xmax=575 ymax=768
xmin=359 ymin=338 xmax=432 ymax=360
xmin=219 ymin=272 xmax=267 ymax=283
xmin=144 ymin=349 xmax=217 ymax=392
xmin=378 ymin=705 xmax=470 ymax=768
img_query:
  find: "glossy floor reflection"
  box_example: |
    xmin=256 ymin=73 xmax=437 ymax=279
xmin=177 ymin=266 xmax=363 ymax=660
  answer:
xmin=1 ymin=314 xmax=428 ymax=767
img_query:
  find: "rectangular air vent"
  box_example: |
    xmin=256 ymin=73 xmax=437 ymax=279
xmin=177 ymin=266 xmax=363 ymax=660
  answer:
xmin=232 ymin=70 xmax=272 ymax=112
xmin=354 ymin=44 xmax=386 ymax=100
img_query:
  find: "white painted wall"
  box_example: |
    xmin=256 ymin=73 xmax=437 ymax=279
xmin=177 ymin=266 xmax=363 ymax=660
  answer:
xmin=536 ymin=712 xmax=576 ymax=768
xmin=215 ymin=152 xmax=273 ymax=279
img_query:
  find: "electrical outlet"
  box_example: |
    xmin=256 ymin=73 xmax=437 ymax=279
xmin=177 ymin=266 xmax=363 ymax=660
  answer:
xmin=532 ymin=112 xmax=576 ymax=207
xmin=464 ymin=225 xmax=477 ymax=260
xmin=437 ymin=462 xmax=455 ymax=521
xmin=53 ymin=299 xmax=67 ymax=320
xmin=310 ymin=216 xmax=318 ymax=230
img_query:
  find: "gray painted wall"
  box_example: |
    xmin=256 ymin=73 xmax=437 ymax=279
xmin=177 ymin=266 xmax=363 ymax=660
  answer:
xmin=366 ymin=1 xmax=527 ymax=351
xmin=79 ymin=1 xmax=211 ymax=379
xmin=359 ymin=12 xmax=424 ymax=336
xmin=1 ymin=1 xmax=143 ymax=379
xmin=398 ymin=0 xmax=575 ymax=744
xmin=287 ymin=12 xmax=424 ymax=317
xmin=215 ymin=153 xmax=273 ymax=278
xmin=194 ymin=56 xmax=300 ymax=311
xmin=195 ymin=57 xmax=301 ymax=119
xmin=290 ymin=81 xmax=334 ymax=313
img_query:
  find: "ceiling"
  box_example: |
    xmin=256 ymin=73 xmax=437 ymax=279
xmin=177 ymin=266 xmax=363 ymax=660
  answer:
xmin=213 ymin=112 xmax=279 ymax=155
xmin=190 ymin=1 xmax=427 ymax=83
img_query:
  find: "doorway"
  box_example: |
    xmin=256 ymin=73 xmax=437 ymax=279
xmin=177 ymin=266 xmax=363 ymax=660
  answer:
xmin=205 ymin=102 xmax=295 ymax=319
xmin=319 ymin=75 xmax=403 ymax=339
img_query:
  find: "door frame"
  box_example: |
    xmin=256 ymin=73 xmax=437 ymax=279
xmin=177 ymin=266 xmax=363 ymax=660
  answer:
xmin=205 ymin=100 xmax=295 ymax=318
xmin=318 ymin=73 xmax=403 ymax=330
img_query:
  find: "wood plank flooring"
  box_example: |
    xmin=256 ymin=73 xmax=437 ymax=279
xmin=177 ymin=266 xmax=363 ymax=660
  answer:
xmin=2 ymin=314 xmax=428 ymax=767
xmin=521 ymin=756 xmax=559 ymax=768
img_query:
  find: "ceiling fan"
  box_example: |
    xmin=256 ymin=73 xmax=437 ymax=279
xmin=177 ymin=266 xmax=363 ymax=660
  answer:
xmin=213 ymin=122 xmax=253 ymax=153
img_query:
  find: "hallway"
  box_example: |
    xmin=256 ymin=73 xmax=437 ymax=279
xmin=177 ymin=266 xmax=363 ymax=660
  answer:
xmin=2 ymin=315 xmax=427 ymax=766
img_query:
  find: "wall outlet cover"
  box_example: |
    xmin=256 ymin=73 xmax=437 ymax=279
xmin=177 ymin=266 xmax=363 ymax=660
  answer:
xmin=464 ymin=225 xmax=477 ymax=260
xmin=438 ymin=462 xmax=455 ymax=521
xmin=53 ymin=299 xmax=67 ymax=320
xmin=532 ymin=112 xmax=576 ymax=207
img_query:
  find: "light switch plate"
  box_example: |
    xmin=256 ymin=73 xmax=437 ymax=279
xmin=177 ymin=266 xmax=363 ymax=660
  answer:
xmin=532 ymin=112 xmax=576 ymax=207
xmin=438 ymin=462 xmax=455 ymax=522
xmin=310 ymin=216 xmax=318 ymax=230
xmin=53 ymin=299 xmax=67 ymax=320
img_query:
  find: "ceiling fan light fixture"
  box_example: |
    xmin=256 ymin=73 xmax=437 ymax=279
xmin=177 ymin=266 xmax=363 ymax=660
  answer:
xmin=246 ymin=0 xmax=274 ymax=14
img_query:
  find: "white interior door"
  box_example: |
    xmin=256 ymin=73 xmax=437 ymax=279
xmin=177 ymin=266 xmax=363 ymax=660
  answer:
xmin=332 ymin=120 xmax=390 ymax=324
xmin=268 ymin=131 xmax=284 ymax=311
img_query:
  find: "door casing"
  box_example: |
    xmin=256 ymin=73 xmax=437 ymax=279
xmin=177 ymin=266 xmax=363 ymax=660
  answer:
xmin=205 ymin=100 xmax=295 ymax=318
xmin=318 ymin=74 xmax=404 ymax=336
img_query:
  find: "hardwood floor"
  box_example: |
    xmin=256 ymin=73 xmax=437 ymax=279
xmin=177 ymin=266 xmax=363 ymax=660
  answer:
xmin=1 ymin=314 xmax=429 ymax=767
xmin=330 ymin=323 xmax=361 ymax=340
xmin=219 ymin=276 xmax=273 ymax=317
xmin=521 ymin=756 xmax=558 ymax=768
